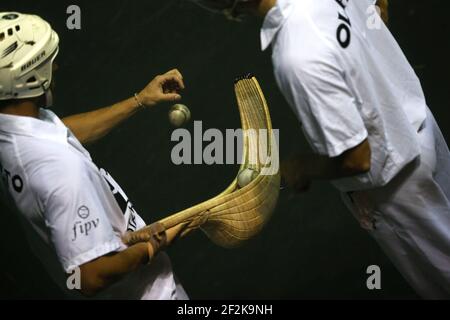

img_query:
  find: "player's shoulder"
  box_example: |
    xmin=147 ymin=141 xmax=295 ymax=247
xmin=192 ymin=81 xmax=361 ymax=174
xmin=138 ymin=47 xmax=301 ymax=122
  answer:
xmin=276 ymin=22 xmax=338 ymax=75
xmin=18 ymin=137 xmax=86 ymax=183
xmin=274 ymin=35 xmax=339 ymax=85
xmin=276 ymin=0 xmax=347 ymax=66
xmin=16 ymin=134 xmax=75 ymax=159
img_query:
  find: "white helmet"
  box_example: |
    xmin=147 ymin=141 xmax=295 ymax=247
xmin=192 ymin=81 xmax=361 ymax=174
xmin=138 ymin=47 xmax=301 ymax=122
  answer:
xmin=0 ymin=12 xmax=59 ymax=101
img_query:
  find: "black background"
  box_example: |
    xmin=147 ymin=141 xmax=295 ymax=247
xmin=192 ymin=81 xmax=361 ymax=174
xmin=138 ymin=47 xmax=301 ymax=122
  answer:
xmin=0 ymin=0 xmax=449 ymax=299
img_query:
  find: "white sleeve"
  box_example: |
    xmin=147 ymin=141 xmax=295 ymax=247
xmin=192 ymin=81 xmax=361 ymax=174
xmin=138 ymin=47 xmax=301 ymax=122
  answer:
xmin=31 ymin=157 xmax=123 ymax=272
xmin=275 ymin=49 xmax=368 ymax=157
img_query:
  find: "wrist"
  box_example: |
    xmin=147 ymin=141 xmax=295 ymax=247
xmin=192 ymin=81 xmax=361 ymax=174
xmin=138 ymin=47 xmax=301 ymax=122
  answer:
xmin=134 ymin=242 xmax=152 ymax=265
xmin=133 ymin=92 xmax=146 ymax=110
xmin=134 ymin=92 xmax=157 ymax=109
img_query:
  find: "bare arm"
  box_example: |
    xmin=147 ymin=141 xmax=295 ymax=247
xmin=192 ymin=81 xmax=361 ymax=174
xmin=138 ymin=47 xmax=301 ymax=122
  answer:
xmin=282 ymin=139 xmax=371 ymax=192
xmin=62 ymin=69 xmax=185 ymax=145
xmin=78 ymin=223 xmax=184 ymax=296
xmin=62 ymin=97 xmax=140 ymax=145
xmin=79 ymin=242 xmax=149 ymax=297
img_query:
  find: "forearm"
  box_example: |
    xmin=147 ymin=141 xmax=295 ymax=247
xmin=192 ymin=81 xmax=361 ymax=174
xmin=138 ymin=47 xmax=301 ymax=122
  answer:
xmin=296 ymin=153 xmax=367 ymax=181
xmin=282 ymin=140 xmax=371 ymax=192
xmin=62 ymin=68 xmax=184 ymax=145
xmin=80 ymin=223 xmax=185 ymax=296
xmin=62 ymin=96 xmax=140 ymax=145
xmin=298 ymin=153 xmax=346 ymax=181
xmin=80 ymin=241 xmax=150 ymax=296
xmin=97 ymin=242 xmax=150 ymax=278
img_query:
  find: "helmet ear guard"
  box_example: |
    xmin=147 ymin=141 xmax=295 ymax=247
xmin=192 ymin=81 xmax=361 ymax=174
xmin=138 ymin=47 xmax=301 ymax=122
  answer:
xmin=0 ymin=12 xmax=59 ymax=101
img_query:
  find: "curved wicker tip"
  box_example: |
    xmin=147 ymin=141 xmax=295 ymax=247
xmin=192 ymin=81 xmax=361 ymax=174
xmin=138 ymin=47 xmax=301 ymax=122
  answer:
xmin=234 ymin=73 xmax=255 ymax=84
xmin=127 ymin=76 xmax=280 ymax=248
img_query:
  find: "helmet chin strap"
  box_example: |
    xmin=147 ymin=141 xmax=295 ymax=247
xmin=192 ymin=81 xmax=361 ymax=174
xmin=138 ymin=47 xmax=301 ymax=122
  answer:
xmin=41 ymin=80 xmax=53 ymax=108
xmin=45 ymin=89 xmax=53 ymax=108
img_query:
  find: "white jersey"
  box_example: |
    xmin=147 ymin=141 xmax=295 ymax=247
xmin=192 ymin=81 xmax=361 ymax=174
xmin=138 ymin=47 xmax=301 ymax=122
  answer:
xmin=263 ymin=0 xmax=428 ymax=191
xmin=262 ymin=0 xmax=450 ymax=298
xmin=0 ymin=109 xmax=186 ymax=300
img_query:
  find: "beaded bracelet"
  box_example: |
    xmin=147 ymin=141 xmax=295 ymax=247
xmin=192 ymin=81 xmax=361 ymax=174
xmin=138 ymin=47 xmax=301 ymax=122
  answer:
xmin=134 ymin=93 xmax=145 ymax=109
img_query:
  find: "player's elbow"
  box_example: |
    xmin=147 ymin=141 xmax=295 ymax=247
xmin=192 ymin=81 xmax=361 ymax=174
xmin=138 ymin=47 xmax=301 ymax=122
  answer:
xmin=340 ymin=140 xmax=372 ymax=176
xmin=79 ymin=276 xmax=105 ymax=297
xmin=342 ymin=156 xmax=371 ymax=175
xmin=79 ymin=265 xmax=108 ymax=297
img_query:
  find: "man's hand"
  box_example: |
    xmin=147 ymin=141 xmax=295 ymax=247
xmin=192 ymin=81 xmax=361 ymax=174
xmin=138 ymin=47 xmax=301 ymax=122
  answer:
xmin=142 ymin=222 xmax=189 ymax=257
xmin=137 ymin=69 xmax=185 ymax=107
xmin=122 ymin=222 xmax=166 ymax=247
xmin=280 ymin=140 xmax=371 ymax=194
xmin=145 ymin=222 xmax=168 ymax=256
xmin=122 ymin=221 xmax=188 ymax=250
xmin=281 ymin=155 xmax=312 ymax=194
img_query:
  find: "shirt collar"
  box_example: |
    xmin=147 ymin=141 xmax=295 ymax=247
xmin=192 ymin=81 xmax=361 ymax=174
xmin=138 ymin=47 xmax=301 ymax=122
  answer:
xmin=0 ymin=108 xmax=68 ymax=144
xmin=260 ymin=0 xmax=295 ymax=51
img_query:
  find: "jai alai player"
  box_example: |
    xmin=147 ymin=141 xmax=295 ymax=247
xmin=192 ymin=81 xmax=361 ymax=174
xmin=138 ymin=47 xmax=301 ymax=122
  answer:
xmin=190 ymin=0 xmax=450 ymax=298
xmin=0 ymin=12 xmax=188 ymax=299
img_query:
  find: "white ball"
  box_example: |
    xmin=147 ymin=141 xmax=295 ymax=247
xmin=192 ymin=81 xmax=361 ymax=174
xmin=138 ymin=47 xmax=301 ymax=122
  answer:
xmin=237 ymin=168 xmax=259 ymax=189
xmin=169 ymin=104 xmax=191 ymax=127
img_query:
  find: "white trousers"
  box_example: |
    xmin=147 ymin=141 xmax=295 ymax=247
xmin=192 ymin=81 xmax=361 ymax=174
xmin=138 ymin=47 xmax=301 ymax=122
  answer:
xmin=343 ymin=107 xmax=450 ymax=299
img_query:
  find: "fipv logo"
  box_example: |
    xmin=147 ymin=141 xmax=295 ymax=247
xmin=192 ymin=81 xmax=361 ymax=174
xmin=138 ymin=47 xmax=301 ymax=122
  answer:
xmin=72 ymin=205 xmax=100 ymax=241
xmin=77 ymin=205 xmax=90 ymax=219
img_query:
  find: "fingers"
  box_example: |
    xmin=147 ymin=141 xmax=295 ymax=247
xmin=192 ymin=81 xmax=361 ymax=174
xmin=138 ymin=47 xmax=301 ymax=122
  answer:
xmin=180 ymin=226 xmax=192 ymax=238
xmin=159 ymin=69 xmax=185 ymax=91
xmin=155 ymin=74 xmax=184 ymax=103
xmin=152 ymin=74 xmax=183 ymax=102
xmin=148 ymin=222 xmax=166 ymax=236
xmin=166 ymin=222 xmax=190 ymax=245
xmin=138 ymin=69 xmax=185 ymax=107
xmin=122 ymin=229 xmax=151 ymax=246
xmin=160 ymin=75 xmax=185 ymax=93
xmin=147 ymin=222 xmax=167 ymax=253
xmin=159 ymin=92 xmax=182 ymax=102
xmin=164 ymin=68 xmax=185 ymax=89
xmin=148 ymin=222 xmax=188 ymax=254
xmin=122 ymin=222 xmax=169 ymax=249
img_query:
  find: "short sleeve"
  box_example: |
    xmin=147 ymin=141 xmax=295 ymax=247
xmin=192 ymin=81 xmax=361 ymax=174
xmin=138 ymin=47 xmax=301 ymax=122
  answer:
xmin=275 ymin=49 xmax=368 ymax=157
xmin=31 ymin=156 xmax=123 ymax=272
